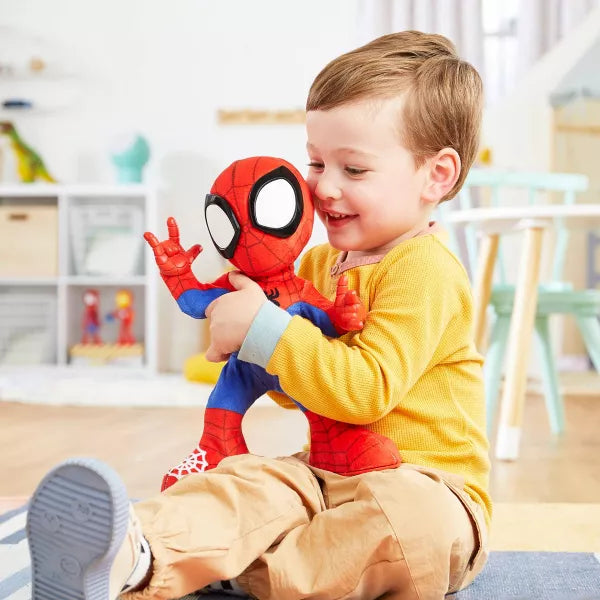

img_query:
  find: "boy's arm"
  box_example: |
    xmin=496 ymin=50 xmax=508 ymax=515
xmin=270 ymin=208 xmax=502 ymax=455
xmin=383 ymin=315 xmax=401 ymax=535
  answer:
xmin=239 ymin=258 xmax=464 ymax=424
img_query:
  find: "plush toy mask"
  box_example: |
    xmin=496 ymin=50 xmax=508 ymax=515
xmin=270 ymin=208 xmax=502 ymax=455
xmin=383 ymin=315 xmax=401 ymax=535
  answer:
xmin=145 ymin=156 xmax=401 ymax=491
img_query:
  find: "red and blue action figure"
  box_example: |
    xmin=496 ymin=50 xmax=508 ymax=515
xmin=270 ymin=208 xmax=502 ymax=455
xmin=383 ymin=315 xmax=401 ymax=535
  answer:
xmin=145 ymin=156 xmax=401 ymax=491
xmin=106 ymin=289 xmax=136 ymax=345
xmin=81 ymin=289 xmax=102 ymax=344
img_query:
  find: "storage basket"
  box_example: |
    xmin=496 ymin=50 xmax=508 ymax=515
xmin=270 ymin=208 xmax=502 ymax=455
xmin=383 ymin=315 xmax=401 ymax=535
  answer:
xmin=0 ymin=291 xmax=57 ymax=364
xmin=0 ymin=205 xmax=58 ymax=277
xmin=69 ymin=203 xmax=144 ymax=276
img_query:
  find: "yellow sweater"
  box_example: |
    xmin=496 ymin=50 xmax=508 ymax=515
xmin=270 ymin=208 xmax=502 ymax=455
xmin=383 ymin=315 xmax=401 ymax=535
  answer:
xmin=266 ymin=235 xmax=491 ymax=524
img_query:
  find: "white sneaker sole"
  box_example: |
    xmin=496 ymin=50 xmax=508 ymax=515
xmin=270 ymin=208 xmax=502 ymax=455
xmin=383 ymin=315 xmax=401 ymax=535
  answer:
xmin=26 ymin=457 xmax=130 ymax=600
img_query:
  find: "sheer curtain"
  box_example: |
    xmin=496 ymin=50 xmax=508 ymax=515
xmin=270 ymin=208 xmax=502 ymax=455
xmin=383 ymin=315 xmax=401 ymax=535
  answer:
xmin=357 ymin=0 xmax=599 ymax=105
xmin=516 ymin=0 xmax=599 ymax=75
xmin=356 ymin=0 xmax=485 ymax=76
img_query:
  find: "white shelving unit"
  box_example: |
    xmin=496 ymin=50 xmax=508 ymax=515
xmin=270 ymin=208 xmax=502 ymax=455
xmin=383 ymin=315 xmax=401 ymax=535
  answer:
xmin=0 ymin=72 xmax=82 ymax=117
xmin=0 ymin=183 xmax=157 ymax=372
xmin=0 ymin=24 xmax=83 ymax=117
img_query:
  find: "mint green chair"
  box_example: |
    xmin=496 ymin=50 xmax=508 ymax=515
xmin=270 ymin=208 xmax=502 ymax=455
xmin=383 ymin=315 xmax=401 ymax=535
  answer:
xmin=448 ymin=169 xmax=600 ymax=436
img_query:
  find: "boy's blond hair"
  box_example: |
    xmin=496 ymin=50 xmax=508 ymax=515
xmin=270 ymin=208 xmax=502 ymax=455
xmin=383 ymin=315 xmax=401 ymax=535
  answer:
xmin=306 ymin=31 xmax=483 ymax=201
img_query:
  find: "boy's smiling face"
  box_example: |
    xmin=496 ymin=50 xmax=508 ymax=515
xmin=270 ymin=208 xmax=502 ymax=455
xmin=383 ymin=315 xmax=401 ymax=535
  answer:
xmin=305 ymin=97 xmax=455 ymax=257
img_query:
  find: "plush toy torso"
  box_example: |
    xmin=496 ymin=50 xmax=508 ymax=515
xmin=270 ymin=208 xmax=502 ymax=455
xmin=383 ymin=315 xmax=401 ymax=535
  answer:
xmin=145 ymin=156 xmax=401 ymax=491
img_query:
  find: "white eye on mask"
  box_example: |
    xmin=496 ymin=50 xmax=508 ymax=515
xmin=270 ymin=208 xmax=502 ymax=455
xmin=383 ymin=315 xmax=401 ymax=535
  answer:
xmin=253 ymin=178 xmax=298 ymax=231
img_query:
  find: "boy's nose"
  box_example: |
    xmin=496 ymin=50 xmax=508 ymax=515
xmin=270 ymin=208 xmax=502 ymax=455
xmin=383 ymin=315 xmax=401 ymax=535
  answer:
xmin=314 ymin=173 xmax=342 ymax=202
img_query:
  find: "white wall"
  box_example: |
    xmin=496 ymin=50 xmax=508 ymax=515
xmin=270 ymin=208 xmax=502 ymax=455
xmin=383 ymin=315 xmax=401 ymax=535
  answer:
xmin=482 ymin=3 xmax=600 ymax=171
xmin=0 ymin=0 xmax=359 ymax=370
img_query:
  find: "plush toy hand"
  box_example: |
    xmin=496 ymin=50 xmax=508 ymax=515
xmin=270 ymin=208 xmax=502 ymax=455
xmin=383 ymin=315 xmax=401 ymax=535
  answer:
xmin=327 ymin=274 xmax=366 ymax=334
xmin=144 ymin=217 xmax=203 ymax=298
xmin=204 ymin=271 xmax=267 ymax=362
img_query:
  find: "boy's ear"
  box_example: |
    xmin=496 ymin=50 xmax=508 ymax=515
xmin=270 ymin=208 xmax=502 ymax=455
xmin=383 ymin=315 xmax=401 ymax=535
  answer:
xmin=421 ymin=148 xmax=461 ymax=205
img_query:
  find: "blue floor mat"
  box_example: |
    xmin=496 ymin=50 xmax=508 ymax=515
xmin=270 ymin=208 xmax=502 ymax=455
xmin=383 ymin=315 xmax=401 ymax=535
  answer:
xmin=2 ymin=504 xmax=600 ymax=599
xmin=450 ymin=551 xmax=600 ymax=599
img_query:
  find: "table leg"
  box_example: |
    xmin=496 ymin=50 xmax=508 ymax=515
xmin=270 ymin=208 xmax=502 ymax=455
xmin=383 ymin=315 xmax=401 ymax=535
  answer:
xmin=495 ymin=226 xmax=545 ymax=460
xmin=472 ymin=233 xmax=499 ymax=352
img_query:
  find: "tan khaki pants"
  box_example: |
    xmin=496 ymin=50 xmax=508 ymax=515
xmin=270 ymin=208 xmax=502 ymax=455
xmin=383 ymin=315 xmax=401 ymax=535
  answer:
xmin=125 ymin=453 xmax=488 ymax=600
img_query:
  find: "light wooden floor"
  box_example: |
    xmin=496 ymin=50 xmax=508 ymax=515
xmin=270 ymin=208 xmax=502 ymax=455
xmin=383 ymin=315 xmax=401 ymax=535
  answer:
xmin=0 ymin=400 xmax=309 ymax=499
xmin=2 ymin=385 xmax=599 ymax=502
xmin=2 ymin=384 xmax=600 ymax=551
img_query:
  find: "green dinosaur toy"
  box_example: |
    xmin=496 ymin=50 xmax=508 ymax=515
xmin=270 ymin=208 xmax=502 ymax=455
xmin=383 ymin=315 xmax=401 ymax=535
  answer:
xmin=0 ymin=121 xmax=57 ymax=183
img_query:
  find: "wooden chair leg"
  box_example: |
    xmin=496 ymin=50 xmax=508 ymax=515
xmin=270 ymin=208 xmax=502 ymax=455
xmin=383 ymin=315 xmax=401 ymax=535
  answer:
xmin=574 ymin=315 xmax=600 ymax=372
xmin=496 ymin=226 xmax=545 ymax=461
xmin=472 ymin=233 xmax=500 ymax=353
xmin=484 ymin=313 xmax=511 ymax=435
xmin=534 ymin=315 xmax=565 ymax=435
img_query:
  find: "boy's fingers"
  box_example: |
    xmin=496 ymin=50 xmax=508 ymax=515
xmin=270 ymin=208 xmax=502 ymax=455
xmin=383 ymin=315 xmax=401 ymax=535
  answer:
xmin=228 ymin=271 xmax=258 ymax=290
xmin=205 ymin=298 xmax=217 ymax=319
xmin=205 ymin=345 xmax=229 ymax=363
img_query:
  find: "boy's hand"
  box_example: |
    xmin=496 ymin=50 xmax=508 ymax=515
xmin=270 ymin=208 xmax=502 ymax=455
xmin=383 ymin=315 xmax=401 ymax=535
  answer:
xmin=205 ymin=272 xmax=267 ymax=362
xmin=328 ymin=274 xmax=367 ymax=334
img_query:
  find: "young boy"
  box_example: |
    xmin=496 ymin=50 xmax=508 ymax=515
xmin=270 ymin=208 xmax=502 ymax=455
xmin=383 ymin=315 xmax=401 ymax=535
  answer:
xmin=26 ymin=31 xmax=490 ymax=600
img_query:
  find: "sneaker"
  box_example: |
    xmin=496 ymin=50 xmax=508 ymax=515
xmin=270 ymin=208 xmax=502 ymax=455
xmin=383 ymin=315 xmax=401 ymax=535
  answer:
xmin=27 ymin=457 xmax=150 ymax=600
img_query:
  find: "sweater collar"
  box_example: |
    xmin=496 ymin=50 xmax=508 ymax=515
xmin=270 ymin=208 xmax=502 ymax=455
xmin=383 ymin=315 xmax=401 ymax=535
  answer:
xmin=330 ymin=221 xmax=442 ymax=276
xmin=330 ymin=252 xmax=385 ymax=276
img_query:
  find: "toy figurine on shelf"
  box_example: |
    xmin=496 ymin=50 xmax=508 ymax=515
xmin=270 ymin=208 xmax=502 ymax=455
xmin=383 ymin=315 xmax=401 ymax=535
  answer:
xmin=106 ymin=289 xmax=135 ymax=345
xmin=145 ymin=156 xmax=401 ymax=492
xmin=81 ymin=288 xmax=102 ymax=344
xmin=0 ymin=121 xmax=57 ymax=183
xmin=70 ymin=288 xmax=143 ymax=366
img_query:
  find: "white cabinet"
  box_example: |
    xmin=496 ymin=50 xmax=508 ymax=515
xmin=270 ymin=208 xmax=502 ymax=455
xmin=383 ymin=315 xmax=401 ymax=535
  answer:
xmin=0 ymin=184 xmax=157 ymax=371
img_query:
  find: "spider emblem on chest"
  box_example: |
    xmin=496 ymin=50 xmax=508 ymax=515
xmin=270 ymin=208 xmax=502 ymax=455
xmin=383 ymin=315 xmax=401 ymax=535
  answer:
xmin=265 ymin=288 xmax=280 ymax=306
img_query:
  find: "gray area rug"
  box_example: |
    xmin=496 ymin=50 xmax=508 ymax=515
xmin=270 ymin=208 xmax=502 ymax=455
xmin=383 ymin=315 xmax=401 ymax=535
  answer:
xmin=449 ymin=551 xmax=600 ymax=599
xmin=2 ymin=505 xmax=599 ymax=599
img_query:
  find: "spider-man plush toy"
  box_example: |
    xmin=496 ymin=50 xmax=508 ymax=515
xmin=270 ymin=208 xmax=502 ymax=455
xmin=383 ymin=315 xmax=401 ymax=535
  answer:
xmin=145 ymin=156 xmax=401 ymax=491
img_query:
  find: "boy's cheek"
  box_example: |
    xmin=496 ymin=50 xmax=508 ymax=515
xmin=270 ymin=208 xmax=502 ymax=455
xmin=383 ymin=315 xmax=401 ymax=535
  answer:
xmin=305 ymin=178 xmax=318 ymax=197
xmin=315 ymin=210 xmax=330 ymax=230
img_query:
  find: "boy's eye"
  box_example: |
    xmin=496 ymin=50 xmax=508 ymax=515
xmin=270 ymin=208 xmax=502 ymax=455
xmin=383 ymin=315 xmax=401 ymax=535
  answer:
xmin=307 ymin=161 xmax=324 ymax=170
xmin=345 ymin=166 xmax=367 ymax=176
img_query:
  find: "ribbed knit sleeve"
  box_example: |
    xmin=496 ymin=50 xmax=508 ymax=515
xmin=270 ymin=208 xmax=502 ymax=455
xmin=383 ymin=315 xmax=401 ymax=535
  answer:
xmin=264 ymin=237 xmax=490 ymax=523
xmin=266 ymin=238 xmax=468 ymax=424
